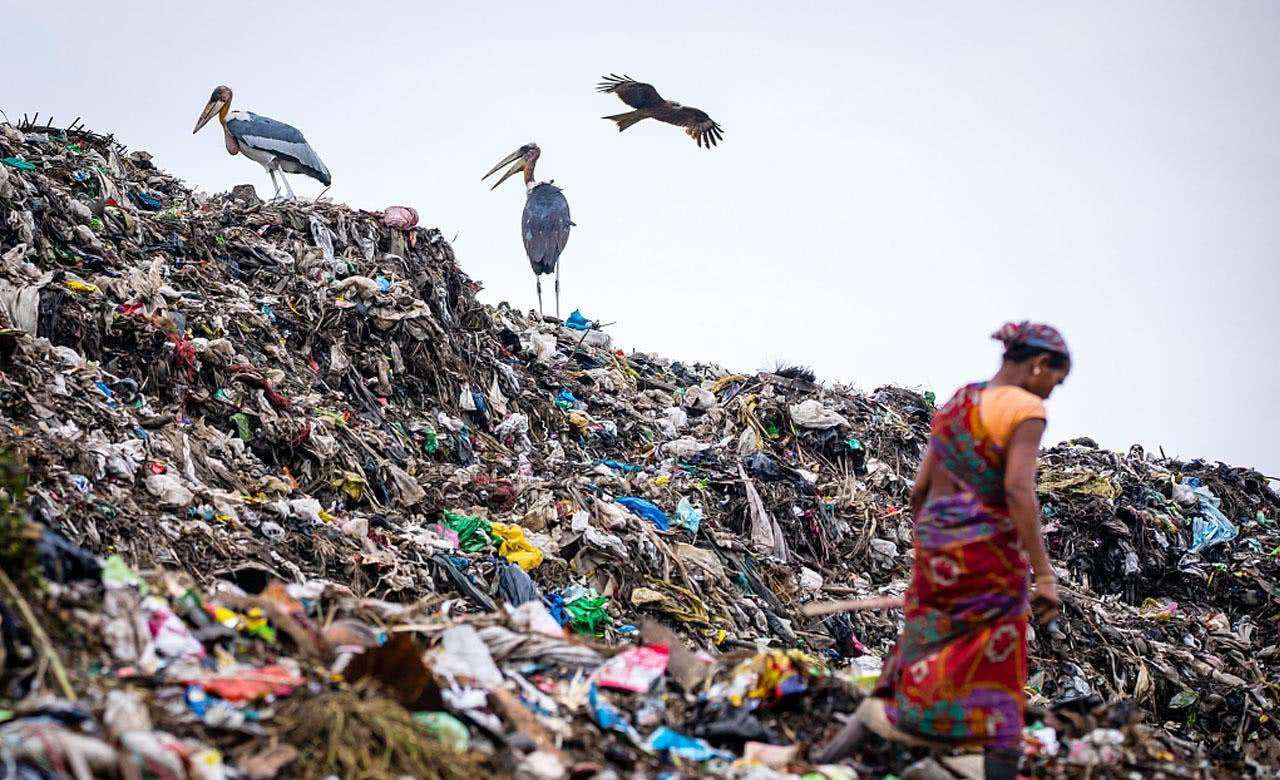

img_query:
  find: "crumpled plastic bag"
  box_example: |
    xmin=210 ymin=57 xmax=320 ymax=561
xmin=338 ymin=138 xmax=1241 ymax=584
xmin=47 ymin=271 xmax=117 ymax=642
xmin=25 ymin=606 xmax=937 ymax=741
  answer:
xmin=661 ymin=436 xmax=712 ymax=459
xmin=675 ymin=497 xmax=702 ymax=533
xmin=146 ymin=473 xmax=194 ymax=508
xmin=382 ymin=205 xmax=419 ymax=231
xmin=490 ymin=521 xmax=545 ymax=571
xmin=1185 ymin=478 xmax=1239 ymax=553
xmin=617 ymin=497 xmax=670 ymax=531
xmin=683 ymin=385 xmax=717 ymax=411
xmin=789 ymin=399 xmax=849 ymax=429
xmin=433 ymin=624 xmax=503 ymax=686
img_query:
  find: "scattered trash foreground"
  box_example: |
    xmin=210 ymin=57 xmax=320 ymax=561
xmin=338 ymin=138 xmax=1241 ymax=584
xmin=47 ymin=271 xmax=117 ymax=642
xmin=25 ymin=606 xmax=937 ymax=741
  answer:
xmin=0 ymin=122 xmax=1277 ymax=778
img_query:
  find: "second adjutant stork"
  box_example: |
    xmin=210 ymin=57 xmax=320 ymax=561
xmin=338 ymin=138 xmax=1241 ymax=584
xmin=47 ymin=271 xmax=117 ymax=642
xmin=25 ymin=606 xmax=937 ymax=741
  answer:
xmin=193 ymin=85 xmax=331 ymax=199
xmin=483 ymin=143 xmax=572 ymax=318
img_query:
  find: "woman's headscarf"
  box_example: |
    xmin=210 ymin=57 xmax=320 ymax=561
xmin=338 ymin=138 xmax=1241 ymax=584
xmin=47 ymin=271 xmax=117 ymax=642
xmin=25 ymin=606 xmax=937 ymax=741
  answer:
xmin=991 ymin=321 xmax=1070 ymax=358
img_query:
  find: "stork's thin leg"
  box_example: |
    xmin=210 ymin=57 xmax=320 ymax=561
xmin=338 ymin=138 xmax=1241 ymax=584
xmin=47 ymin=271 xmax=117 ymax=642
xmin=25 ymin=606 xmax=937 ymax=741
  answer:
xmin=280 ymin=170 xmax=296 ymax=200
xmin=536 ymin=277 xmax=544 ymax=318
xmin=555 ymin=265 xmax=561 ymax=319
xmin=267 ymin=167 xmax=282 ymax=199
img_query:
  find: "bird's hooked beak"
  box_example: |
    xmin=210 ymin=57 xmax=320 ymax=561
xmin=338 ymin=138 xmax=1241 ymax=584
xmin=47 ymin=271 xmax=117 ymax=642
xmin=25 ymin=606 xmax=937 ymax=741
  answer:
xmin=193 ymin=99 xmax=224 ymax=134
xmin=482 ymin=149 xmax=527 ymax=191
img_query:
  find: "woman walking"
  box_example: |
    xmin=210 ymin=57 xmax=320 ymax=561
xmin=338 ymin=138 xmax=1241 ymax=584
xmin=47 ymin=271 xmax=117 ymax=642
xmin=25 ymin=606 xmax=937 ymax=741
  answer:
xmin=814 ymin=322 xmax=1071 ymax=779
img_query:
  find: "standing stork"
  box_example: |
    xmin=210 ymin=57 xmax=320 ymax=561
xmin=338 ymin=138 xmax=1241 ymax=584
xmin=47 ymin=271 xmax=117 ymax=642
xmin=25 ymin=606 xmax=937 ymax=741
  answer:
xmin=192 ymin=85 xmax=331 ymax=199
xmin=483 ymin=143 xmax=572 ymax=318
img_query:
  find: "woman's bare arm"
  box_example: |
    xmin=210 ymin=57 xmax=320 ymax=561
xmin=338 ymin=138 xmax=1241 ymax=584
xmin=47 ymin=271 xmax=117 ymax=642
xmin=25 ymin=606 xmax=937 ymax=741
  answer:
xmin=909 ymin=446 xmax=935 ymax=517
xmin=1003 ymin=419 xmax=1053 ymax=580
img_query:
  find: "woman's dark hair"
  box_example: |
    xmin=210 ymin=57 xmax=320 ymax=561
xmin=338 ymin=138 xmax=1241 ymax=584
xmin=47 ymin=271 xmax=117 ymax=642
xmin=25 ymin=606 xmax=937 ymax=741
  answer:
xmin=1003 ymin=344 xmax=1070 ymax=369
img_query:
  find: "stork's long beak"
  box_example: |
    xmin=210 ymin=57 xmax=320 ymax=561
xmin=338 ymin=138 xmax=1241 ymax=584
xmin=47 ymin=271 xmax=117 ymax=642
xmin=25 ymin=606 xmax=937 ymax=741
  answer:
xmin=193 ymin=100 xmax=224 ymax=134
xmin=482 ymin=150 xmax=526 ymax=191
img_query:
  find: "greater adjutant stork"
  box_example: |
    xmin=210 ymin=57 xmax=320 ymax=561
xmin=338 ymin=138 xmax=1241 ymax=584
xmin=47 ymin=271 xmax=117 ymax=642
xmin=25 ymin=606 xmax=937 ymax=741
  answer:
xmin=193 ymin=86 xmax=331 ymax=199
xmin=483 ymin=144 xmax=572 ymax=318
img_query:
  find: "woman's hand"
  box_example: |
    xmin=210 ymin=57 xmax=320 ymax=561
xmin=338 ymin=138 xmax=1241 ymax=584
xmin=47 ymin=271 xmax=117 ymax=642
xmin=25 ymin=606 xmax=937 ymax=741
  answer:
xmin=1031 ymin=576 xmax=1060 ymax=624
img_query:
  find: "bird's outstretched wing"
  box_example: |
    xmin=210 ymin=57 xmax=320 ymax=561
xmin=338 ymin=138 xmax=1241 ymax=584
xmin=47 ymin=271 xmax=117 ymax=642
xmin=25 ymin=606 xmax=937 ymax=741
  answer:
xmin=596 ymin=74 xmax=664 ymax=109
xmin=652 ymin=106 xmax=725 ymax=148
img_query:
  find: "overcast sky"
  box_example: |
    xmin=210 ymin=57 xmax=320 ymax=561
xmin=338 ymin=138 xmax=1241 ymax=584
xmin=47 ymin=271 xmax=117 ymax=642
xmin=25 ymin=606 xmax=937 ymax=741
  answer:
xmin=6 ymin=2 xmax=1278 ymax=475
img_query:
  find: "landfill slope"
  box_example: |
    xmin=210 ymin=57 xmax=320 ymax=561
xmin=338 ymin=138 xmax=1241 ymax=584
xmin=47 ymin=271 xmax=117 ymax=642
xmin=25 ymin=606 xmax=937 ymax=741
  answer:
xmin=0 ymin=122 xmax=1277 ymax=779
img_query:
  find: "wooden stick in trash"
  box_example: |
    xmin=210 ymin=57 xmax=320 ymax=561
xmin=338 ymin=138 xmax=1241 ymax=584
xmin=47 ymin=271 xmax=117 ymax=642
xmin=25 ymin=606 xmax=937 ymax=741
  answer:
xmin=800 ymin=596 xmax=905 ymax=617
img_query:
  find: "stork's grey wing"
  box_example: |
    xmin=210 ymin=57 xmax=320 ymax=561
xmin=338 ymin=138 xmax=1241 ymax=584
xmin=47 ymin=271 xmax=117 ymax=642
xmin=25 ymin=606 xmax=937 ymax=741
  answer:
xmin=522 ymin=184 xmax=571 ymax=275
xmin=652 ymin=105 xmax=724 ymax=148
xmin=226 ymin=112 xmax=332 ymax=185
xmin=596 ymin=74 xmax=664 ymax=109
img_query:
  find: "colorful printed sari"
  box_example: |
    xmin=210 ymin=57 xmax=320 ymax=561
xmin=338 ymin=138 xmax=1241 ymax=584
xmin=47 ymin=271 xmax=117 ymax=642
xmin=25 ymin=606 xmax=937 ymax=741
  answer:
xmin=876 ymin=382 xmax=1029 ymax=750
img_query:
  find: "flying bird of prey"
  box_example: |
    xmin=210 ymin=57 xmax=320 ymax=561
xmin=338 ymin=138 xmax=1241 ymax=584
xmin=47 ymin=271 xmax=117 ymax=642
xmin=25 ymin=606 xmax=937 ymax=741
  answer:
xmin=597 ymin=74 xmax=724 ymax=149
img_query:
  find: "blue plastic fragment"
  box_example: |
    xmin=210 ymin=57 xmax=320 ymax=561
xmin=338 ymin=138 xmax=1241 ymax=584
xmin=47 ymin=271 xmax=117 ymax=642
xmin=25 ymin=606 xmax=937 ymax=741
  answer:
xmin=599 ymin=459 xmax=641 ymax=473
xmin=543 ymin=593 xmax=571 ymax=626
xmin=555 ymin=389 xmax=577 ymax=409
xmin=564 ymin=309 xmax=592 ymax=330
xmin=134 ymin=191 xmax=163 ymax=211
xmin=589 ymin=683 xmax=643 ymax=744
xmin=617 ymin=497 xmax=670 ymax=531
xmin=676 ymin=497 xmax=702 ymax=533
xmin=1185 ymin=478 xmax=1239 ymax=553
xmin=376 ymin=276 xmax=391 ymax=293
xmin=645 ymin=726 xmax=731 ymax=761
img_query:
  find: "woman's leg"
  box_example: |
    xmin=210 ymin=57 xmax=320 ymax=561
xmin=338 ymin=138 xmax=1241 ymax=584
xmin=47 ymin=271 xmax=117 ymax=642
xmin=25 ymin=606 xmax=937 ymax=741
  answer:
xmin=982 ymin=747 xmax=1021 ymax=780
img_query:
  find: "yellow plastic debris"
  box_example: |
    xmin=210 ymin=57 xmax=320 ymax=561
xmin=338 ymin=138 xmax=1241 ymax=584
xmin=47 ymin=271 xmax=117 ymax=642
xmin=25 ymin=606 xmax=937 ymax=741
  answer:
xmin=489 ymin=522 xmax=544 ymax=571
xmin=63 ymin=279 xmax=99 ymax=295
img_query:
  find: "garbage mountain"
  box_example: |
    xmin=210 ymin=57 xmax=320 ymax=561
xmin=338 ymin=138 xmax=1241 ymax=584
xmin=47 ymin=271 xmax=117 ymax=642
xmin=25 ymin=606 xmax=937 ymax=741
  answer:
xmin=0 ymin=121 xmax=1276 ymax=778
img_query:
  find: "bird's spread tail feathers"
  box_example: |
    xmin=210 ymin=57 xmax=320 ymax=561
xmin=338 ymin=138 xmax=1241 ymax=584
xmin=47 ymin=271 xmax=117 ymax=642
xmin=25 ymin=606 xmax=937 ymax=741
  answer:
xmin=603 ymin=110 xmax=648 ymax=132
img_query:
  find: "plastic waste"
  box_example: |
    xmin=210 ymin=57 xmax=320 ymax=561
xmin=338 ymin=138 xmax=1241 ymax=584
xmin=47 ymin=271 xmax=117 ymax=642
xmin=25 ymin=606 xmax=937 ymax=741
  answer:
xmin=594 ymin=645 xmax=670 ymax=692
xmin=498 ymin=563 xmax=544 ymax=605
xmin=675 ymin=497 xmax=703 ymax=533
xmin=433 ymin=624 xmax=503 ymax=687
xmin=413 ymin=711 xmax=470 ymax=752
xmin=646 ymin=726 xmax=731 ymax=761
xmin=788 ymin=399 xmax=849 ymax=429
xmin=1184 ymin=478 xmax=1239 ymax=552
xmin=564 ymin=309 xmax=593 ymax=330
xmin=617 ymin=497 xmax=670 ymax=531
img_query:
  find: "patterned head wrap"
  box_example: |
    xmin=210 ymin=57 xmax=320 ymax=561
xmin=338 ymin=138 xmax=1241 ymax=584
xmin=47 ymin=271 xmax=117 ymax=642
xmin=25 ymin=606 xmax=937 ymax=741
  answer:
xmin=991 ymin=321 xmax=1070 ymax=358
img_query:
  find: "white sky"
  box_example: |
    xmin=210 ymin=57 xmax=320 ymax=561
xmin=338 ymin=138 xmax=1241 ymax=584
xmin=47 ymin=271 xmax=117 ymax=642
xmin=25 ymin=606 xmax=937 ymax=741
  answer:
xmin=6 ymin=1 xmax=1278 ymax=474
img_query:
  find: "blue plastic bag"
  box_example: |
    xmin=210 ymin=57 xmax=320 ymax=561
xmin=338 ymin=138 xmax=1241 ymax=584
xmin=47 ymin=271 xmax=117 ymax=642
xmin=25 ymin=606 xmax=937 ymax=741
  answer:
xmin=599 ymin=459 xmax=641 ymax=474
xmin=555 ymin=389 xmax=577 ymax=409
xmin=589 ymin=683 xmax=642 ymax=744
xmin=617 ymin=497 xmax=670 ymax=531
xmin=564 ymin=309 xmax=592 ymax=330
xmin=675 ymin=497 xmax=702 ymax=533
xmin=1185 ymin=478 xmax=1239 ymax=553
xmin=645 ymin=727 xmax=731 ymax=761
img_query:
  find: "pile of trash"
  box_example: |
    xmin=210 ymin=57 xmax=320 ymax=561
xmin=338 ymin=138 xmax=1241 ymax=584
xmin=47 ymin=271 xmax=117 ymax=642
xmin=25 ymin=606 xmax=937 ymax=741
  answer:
xmin=0 ymin=120 xmax=1276 ymax=778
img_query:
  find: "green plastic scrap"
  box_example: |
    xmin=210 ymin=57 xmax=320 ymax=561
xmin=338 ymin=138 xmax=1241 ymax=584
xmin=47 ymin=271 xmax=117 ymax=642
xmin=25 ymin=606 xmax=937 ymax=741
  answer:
xmin=229 ymin=412 xmax=254 ymax=442
xmin=413 ymin=711 xmax=470 ymax=752
xmin=442 ymin=510 xmax=500 ymax=553
xmin=924 ymin=390 xmax=937 ymax=405
xmin=102 ymin=554 xmax=147 ymax=594
xmin=846 ymin=437 xmax=863 ymax=451
xmin=424 ymin=430 xmax=440 ymax=453
xmin=1 ymin=157 xmax=35 ymax=171
xmin=565 ymin=593 xmax=611 ymax=635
